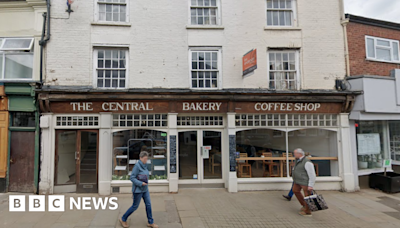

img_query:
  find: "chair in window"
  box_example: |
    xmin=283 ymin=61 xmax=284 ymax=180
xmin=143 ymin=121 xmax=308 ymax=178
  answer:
xmin=281 ymin=153 xmax=295 ymax=177
xmin=238 ymin=153 xmax=252 ymax=178
xmin=210 ymin=152 xmax=221 ymax=174
xmin=262 ymin=152 xmax=280 ymax=177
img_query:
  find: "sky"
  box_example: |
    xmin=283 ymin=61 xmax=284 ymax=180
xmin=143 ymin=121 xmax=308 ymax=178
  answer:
xmin=344 ymin=0 xmax=400 ymax=23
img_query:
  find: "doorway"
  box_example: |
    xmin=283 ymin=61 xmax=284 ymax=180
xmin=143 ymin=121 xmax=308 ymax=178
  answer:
xmin=54 ymin=130 xmax=98 ymax=193
xmin=178 ymin=130 xmax=223 ymax=185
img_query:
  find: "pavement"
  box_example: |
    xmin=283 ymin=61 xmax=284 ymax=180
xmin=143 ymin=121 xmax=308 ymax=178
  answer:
xmin=0 ymin=188 xmax=400 ymax=228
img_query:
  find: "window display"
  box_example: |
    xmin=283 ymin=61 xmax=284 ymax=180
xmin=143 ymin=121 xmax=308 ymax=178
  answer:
xmin=236 ymin=129 xmax=338 ymax=178
xmin=356 ymin=121 xmax=389 ymax=170
xmin=112 ymin=130 xmax=167 ymax=180
xmin=389 ymin=121 xmax=400 ymax=161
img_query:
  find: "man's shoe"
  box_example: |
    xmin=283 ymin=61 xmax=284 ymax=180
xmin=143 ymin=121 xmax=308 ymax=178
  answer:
xmin=147 ymin=223 xmax=159 ymax=228
xmin=119 ymin=218 xmax=129 ymax=228
xmin=298 ymin=211 xmax=312 ymax=217
xmin=300 ymin=207 xmax=306 ymax=212
xmin=282 ymin=195 xmax=291 ymax=201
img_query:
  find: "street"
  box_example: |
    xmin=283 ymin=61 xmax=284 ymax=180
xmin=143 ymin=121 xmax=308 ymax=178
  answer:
xmin=1 ymin=188 xmax=400 ymax=228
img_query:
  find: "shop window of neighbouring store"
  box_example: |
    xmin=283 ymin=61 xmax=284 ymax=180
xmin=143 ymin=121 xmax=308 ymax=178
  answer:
xmin=112 ymin=129 xmax=167 ymax=181
xmin=389 ymin=121 xmax=400 ymax=162
xmin=0 ymin=38 xmax=34 ymax=80
xmin=235 ymin=129 xmax=338 ymax=178
xmin=356 ymin=121 xmax=389 ymax=170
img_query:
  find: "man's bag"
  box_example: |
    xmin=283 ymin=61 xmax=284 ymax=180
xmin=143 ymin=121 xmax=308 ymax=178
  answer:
xmin=304 ymin=191 xmax=328 ymax=212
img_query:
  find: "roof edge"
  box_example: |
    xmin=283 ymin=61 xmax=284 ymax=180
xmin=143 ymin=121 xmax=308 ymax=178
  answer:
xmin=345 ymin=14 xmax=400 ymax=31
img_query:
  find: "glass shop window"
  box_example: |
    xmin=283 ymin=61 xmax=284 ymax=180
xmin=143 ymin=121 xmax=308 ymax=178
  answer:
xmin=11 ymin=112 xmax=35 ymax=127
xmin=112 ymin=129 xmax=167 ymax=181
xmin=356 ymin=121 xmax=389 ymax=170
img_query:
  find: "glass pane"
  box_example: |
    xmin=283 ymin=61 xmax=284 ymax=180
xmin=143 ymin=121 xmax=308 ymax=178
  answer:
xmin=79 ymin=132 xmax=98 ymax=185
xmin=393 ymin=42 xmax=399 ymax=61
xmin=389 ymin=121 xmax=400 ymax=161
xmin=289 ymin=129 xmax=338 ymax=176
xmin=0 ymin=54 xmax=2 ymax=78
xmin=4 ymin=53 xmax=33 ymax=79
xmin=203 ymin=131 xmax=222 ymax=179
xmin=179 ymin=131 xmax=198 ymax=180
xmin=356 ymin=121 xmax=387 ymax=170
xmin=366 ymin=38 xmax=375 ymax=58
xmin=56 ymin=131 xmax=77 ymax=185
xmin=236 ymin=129 xmax=287 ymax=178
xmin=376 ymin=48 xmax=391 ymax=61
xmin=377 ymin=39 xmax=390 ymax=47
xmin=11 ymin=112 xmax=35 ymax=127
xmin=267 ymin=11 xmax=272 ymax=26
xmin=1 ymin=38 xmax=33 ymax=50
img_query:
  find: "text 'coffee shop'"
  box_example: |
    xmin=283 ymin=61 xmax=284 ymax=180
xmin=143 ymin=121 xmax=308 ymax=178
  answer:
xmin=37 ymin=89 xmax=358 ymax=195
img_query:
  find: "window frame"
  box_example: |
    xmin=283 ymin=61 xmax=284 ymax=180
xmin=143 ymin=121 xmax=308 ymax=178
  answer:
xmin=188 ymin=47 xmax=222 ymax=90
xmin=267 ymin=50 xmax=300 ymax=90
xmin=94 ymin=0 xmax=130 ymax=23
xmin=93 ymin=47 xmax=129 ymax=89
xmin=188 ymin=0 xmax=222 ymax=26
xmin=265 ymin=0 xmax=297 ymax=27
xmin=0 ymin=38 xmax=35 ymax=81
xmin=365 ymin=35 xmax=400 ymax=64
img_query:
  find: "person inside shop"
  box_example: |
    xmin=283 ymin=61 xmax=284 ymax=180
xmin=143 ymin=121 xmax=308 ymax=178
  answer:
xmin=120 ymin=151 xmax=159 ymax=228
xmin=244 ymin=138 xmax=256 ymax=165
xmin=292 ymin=148 xmax=316 ymax=217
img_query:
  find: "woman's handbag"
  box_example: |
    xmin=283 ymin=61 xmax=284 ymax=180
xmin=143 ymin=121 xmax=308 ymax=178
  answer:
xmin=304 ymin=191 xmax=328 ymax=212
xmin=137 ymin=174 xmax=148 ymax=184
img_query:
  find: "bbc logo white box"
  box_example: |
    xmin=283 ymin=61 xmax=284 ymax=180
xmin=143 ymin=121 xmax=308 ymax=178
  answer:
xmin=48 ymin=195 xmax=65 ymax=212
xmin=9 ymin=195 xmax=25 ymax=212
xmin=29 ymin=195 xmax=45 ymax=212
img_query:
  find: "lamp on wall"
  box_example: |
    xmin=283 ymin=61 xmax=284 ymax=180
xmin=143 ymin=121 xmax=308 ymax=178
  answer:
xmin=66 ymin=0 xmax=74 ymax=14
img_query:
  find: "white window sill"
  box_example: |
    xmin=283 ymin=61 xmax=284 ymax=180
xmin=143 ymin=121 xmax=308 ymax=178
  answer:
xmin=358 ymin=168 xmax=394 ymax=176
xmin=186 ymin=25 xmax=225 ymax=30
xmin=111 ymin=180 xmax=169 ymax=186
xmin=264 ymin=26 xmax=302 ymax=31
xmin=365 ymin=58 xmax=400 ymax=65
xmin=91 ymin=21 xmax=131 ymax=27
xmin=237 ymin=176 xmax=342 ymax=184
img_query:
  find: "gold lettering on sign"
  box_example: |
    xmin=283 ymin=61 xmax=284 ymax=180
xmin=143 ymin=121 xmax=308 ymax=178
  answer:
xmin=70 ymin=102 xmax=154 ymax=111
xmin=182 ymin=102 xmax=222 ymax=111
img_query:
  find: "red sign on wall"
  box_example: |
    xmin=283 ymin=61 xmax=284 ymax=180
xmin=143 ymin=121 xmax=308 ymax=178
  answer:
xmin=243 ymin=49 xmax=257 ymax=76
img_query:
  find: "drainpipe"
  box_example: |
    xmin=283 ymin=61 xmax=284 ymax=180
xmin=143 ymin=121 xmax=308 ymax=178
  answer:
xmin=339 ymin=0 xmax=350 ymax=77
xmin=39 ymin=0 xmax=51 ymax=86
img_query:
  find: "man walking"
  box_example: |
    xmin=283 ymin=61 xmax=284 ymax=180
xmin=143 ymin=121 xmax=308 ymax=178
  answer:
xmin=292 ymin=148 xmax=316 ymax=216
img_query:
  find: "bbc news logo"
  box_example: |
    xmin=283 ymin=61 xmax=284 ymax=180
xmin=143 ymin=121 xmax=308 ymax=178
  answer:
xmin=9 ymin=195 xmax=118 ymax=212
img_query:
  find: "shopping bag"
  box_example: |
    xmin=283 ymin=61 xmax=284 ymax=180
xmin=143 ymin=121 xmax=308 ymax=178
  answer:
xmin=304 ymin=191 xmax=328 ymax=212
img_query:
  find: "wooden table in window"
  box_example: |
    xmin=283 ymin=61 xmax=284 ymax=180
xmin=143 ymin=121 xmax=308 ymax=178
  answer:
xmin=235 ymin=157 xmax=338 ymax=177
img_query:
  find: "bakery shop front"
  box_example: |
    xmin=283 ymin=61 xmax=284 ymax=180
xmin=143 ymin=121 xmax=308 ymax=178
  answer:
xmin=37 ymin=89 xmax=358 ymax=195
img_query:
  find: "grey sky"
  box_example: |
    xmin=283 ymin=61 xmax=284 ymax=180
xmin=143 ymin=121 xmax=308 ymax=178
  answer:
xmin=345 ymin=0 xmax=400 ymax=23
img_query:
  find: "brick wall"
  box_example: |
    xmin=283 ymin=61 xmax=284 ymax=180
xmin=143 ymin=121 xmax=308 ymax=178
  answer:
xmin=347 ymin=22 xmax=400 ymax=76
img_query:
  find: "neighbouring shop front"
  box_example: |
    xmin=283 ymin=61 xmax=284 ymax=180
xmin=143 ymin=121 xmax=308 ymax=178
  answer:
xmin=348 ymin=70 xmax=400 ymax=188
xmin=37 ymin=89 xmax=357 ymax=195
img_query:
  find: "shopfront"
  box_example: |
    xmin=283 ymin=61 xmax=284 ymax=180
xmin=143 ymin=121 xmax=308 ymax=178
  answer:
xmin=38 ymin=90 xmax=357 ymax=195
xmin=348 ymin=70 xmax=400 ymax=188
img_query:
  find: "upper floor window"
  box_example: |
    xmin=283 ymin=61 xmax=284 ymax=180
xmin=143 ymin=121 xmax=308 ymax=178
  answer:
xmin=97 ymin=0 xmax=128 ymax=22
xmin=366 ymin=36 xmax=400 ymax=63
xmin=268 ymin=50 xmax=299 ymax=90
xmin=266 ymin=0 xmax=294 ymax=27
xmin=94 ymin=48 xmax=127 ymax=89
xmin=190 ymin=49 xmax=220 ymax=89
xmin=0 ymin=38 xmax=34 ymax=80
xmin=190 ymin=0 xmax=220 ymax=25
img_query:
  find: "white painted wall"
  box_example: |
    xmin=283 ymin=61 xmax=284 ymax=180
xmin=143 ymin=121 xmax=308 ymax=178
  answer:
xmin=0 ymin=0 xmax=47 ymax=81
xmin=45 ymin=0 xmax=346 ymax=90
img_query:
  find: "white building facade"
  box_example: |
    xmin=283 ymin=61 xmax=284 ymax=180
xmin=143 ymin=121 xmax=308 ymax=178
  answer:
xmin=38 ymin=0 xmax=358 ymax=195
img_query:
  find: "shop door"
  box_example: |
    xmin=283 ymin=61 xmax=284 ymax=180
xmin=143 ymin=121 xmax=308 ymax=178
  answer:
xmin=8 ymin=132 xmax=35 ymax=192
xmin=55 ymin=130 xmax=98 ymax=193
xmin=178 ymin=130 xmax=223 ymax=184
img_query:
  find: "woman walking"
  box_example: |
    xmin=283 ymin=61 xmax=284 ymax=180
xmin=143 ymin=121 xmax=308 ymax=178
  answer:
xmin=120 ymin=151 xmax=159 ymax=228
